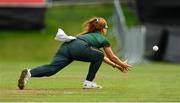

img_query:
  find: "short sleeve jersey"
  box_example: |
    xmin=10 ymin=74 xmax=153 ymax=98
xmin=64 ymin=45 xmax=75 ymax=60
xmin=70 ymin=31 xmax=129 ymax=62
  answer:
xmin=78 ymin=31 xmax=110 ymax=49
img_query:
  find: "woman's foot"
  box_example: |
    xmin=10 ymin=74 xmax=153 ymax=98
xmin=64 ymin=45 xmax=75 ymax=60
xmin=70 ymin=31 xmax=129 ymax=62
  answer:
xmin=83 ymin=80 xmax=102 ymax=89
xmin=18 ymin=69 xmax=31 ymax=90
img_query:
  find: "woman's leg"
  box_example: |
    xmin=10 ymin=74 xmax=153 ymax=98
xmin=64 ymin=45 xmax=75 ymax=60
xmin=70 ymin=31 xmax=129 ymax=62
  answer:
xmin=18 ymin=57 xmax=72 ymax=90
xmin=70 ymin=42 xmax=104 ymax=81
xmin=30 ymin=57 xmax=73 ymax=77
xmin=18 ymin=43 xmax=73 ymax=89
xmin=71 ymin=46 xmax=104 ymax=89
xmin=30 ymin=43 xmax=73 ymax=77
xmin=85 ymin=50 xmax=104 ymax=81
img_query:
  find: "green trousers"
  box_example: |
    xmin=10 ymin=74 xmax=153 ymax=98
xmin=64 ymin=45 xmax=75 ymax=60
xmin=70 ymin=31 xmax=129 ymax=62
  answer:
xmin=30 ymin=39 xmax=104 ymax=81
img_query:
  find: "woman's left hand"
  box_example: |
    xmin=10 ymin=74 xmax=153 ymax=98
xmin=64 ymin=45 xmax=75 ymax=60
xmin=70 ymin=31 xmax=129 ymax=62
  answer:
xmin=115 ymin=63 xmax=131 ymax=73
xmin=122 ymin=60 xmax=132 ymax=72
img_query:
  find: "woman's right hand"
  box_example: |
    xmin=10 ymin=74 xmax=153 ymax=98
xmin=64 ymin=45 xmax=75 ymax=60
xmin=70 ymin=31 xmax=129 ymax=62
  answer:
xmin=115 ymin=62 xmax=131 ymax=73
xmin=121 ymin=60 xmax=132 ymax=72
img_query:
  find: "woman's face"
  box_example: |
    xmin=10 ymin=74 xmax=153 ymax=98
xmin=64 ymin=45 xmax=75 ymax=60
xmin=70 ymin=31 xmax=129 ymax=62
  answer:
xmin=98 ymin=19 xmax=108 ymax=35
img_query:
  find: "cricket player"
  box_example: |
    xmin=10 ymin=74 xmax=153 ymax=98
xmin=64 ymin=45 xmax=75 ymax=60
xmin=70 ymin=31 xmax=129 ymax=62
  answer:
xmin=18 ymin=17 xmax=131 ymax=90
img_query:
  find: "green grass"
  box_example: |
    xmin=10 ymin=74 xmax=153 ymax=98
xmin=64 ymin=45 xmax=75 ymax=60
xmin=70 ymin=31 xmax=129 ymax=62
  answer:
xmin=0 ymin=61 xmax=180 ymax=102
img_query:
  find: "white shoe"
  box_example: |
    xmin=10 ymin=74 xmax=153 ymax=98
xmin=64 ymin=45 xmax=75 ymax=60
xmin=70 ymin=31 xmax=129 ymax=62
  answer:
xmin=18 ymin=69 xmax=31 ymax=90
xmin=83 ymin=80 xmax=102 ymax=89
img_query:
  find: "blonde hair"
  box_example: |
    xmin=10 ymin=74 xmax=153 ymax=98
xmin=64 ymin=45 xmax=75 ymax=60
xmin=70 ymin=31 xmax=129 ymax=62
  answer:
xmin=79 ymin=17 xmax=108 ymax=35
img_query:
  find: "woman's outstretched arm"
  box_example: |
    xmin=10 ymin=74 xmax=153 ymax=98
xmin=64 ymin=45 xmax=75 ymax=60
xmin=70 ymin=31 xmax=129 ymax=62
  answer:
xmin=103 ymin=46 xmax=132 ymax=72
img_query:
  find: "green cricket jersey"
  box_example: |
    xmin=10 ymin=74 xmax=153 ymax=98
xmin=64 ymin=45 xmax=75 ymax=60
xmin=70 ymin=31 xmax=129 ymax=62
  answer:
xmin=77 ymin=31 xmax=110 ymax=49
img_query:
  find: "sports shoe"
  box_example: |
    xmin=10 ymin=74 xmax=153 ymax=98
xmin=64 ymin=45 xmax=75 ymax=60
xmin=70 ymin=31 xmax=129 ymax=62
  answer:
xmin=18 ymin=69 xmax=31 ymax=90
xmin=83 ymin=80 xmax=102 ymax=89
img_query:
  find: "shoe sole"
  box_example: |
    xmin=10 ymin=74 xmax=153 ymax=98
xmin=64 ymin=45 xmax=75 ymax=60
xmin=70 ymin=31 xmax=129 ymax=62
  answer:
xmin=18 ymin=69 xmax=28 ymax=90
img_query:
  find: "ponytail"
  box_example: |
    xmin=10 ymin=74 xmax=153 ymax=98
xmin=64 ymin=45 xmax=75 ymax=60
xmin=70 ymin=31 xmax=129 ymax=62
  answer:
xmin=79 ymin=17 xmax=107 ymax=35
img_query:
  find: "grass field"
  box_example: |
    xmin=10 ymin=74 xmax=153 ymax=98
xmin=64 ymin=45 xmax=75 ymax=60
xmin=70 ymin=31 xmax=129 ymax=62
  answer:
xmin=0 ymin=61 xmax=180 ymax=102
xmin=0 ymin=4 xmax=180 ymax=102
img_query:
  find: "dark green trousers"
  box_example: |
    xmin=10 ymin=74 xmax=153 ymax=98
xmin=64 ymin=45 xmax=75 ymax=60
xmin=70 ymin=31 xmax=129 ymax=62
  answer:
xmin=30 ymin=39 xmax=104 ymax=81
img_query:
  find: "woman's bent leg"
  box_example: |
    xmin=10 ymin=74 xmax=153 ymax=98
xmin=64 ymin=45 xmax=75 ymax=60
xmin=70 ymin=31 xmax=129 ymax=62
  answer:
xmin=86 ymin=52 xmax=104 ymax=81
xmin=70 ymin=43 xmax=104 ymax=81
